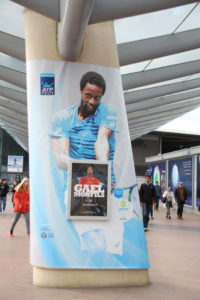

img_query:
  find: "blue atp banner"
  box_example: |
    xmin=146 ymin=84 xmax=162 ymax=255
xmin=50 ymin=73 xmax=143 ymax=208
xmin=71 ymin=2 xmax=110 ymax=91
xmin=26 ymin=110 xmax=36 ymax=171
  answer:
xmin=168 ymin=158 xmax=192 ymax=206
xmin=196 ymin=156 xmax=200 ymax=207
xmin=149 ymin=162 xmax=166 ymax=193
xmin=27 ymin=60 xmax=149 ymax=269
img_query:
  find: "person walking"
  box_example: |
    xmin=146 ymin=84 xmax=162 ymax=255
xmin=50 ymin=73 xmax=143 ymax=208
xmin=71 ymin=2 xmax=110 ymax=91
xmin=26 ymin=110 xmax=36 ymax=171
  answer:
xmin=8 ymin=177 xmax=30 ymax=238
xmin=0 ymin=178 xmax=9 ymax=214
xmin=11 ymin=180 xmax=18 ymax=206
xmin=154 ymin=180 xmax=162 ymax=211
xmin=139 ymin=175 xmax=156 ymax=232
xmin=162 ymin=185 xmax=175 ymax=219
xmin=175 ymin=182 xmax=187 ymax=220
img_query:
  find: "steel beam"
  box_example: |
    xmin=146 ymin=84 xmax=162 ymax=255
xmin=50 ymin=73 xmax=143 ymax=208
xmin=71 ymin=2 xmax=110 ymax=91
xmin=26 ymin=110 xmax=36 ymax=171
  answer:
xmin=11 ymin=0 xmax=60 ymax=21
xmin=127 ymin=98 xmax=200 ymax=121
xmin=0 ymin=86 xmax=26 ymax=105
xmin=124 ymin=78 xmax=200 ymax=104
xmin=118 ymin=29 xmax=200 ymax=66
xmin=58 ymin=0 xmax=95 ymax=60
xmin=122 ymin=60 xmax=200 ymax=91
xmin=0 ymin=32 xmax=25 ymax=61
xmin=0 ymin=66 xmax=26 ymax=89
xmin=89 ymin=0 xmax=197 ymax=24
xmin=126 ymin=88 xmax=200 ymax=113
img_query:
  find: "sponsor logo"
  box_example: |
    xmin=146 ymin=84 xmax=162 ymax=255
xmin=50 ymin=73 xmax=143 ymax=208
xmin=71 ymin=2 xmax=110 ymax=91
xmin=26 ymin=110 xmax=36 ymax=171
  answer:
xmin=118 ymin=199 xmax=129 ymax=212
xmin=114 ymin=188 xmax=123 ymax=199
xmin=40 ymin=224 xmax=54 ymax=239
xmin=41 ymin=232 xmax=47 ymax=238
xmin=40 ymin=73 xmax=55 ymax=95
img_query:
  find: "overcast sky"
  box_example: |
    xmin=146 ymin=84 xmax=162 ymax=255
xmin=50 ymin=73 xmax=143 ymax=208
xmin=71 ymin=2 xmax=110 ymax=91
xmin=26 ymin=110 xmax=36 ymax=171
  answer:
xmin=157 ymin=107 xmax=200 ymax=135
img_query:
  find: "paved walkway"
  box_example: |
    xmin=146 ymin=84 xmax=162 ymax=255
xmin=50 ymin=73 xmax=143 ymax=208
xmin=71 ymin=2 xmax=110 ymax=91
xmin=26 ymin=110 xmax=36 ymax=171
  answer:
xmin=0 ymin=195 xmax=200 ymax=300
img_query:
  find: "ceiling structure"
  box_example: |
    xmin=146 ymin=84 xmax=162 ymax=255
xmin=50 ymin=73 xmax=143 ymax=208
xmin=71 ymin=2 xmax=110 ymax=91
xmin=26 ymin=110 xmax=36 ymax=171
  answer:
xmin=1 ymin=0 xmax=200 ymax=151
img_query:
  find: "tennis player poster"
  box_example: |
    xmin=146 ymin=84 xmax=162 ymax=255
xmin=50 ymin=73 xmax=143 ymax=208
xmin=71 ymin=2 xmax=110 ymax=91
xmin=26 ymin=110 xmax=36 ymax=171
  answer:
xmin=68 ymin=160 xmax=111 ymax=220
xmin=27 ymin=60 xmax=149 ymax=269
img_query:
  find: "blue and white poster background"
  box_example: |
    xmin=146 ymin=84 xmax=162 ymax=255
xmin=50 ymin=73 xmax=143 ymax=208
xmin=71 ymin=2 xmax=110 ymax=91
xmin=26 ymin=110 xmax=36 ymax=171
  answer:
xmin=149 ymin=162 xmax=166 ymax=194
xmin=27 ymin=60 xmax=149 ymax=269
xmin=196 ymin=156 xmax=200 ymax=207
xmin=168 ymin=158 xmax=192 ymax=206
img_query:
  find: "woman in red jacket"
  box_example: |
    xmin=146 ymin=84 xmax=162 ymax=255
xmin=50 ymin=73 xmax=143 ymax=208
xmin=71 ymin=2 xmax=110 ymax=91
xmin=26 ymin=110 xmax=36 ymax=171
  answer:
xmin=8 ymin=177 xmax=30 ymax=238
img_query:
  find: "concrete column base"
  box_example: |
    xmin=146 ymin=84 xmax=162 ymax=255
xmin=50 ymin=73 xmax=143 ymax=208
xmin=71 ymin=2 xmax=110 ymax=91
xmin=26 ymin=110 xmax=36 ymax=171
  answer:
xmin=33 ymin=267 xmax=150 ymax=288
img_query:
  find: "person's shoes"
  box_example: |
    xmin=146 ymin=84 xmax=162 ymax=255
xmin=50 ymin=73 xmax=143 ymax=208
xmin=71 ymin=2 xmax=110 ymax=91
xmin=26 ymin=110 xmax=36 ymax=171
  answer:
xmin=168 ymin=216 xmax=171 ymax=219
xmin=26 ymin=234 xmax=30 ymax=238
xmin=180 ymin=217 xmax=184 ymax=220
xmin=144 ymin=228 xmax=147 ymax=232
xmin=8 ymin=232 xmax=14 ymax=237
xmin=151 ymin=216 xmax=154 ymax=220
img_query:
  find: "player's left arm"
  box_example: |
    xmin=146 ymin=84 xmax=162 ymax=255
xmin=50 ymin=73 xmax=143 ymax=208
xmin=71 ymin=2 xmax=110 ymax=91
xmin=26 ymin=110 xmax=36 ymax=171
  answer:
xmin=94 ymin=126 xmax=113 ymax=160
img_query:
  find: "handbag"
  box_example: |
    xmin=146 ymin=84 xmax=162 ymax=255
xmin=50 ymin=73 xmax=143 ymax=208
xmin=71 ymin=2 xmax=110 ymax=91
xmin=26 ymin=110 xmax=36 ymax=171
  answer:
xmin=162 ymin=196 xmax=166 ymax=203
xmin=13 ymin=192 xmax=22 ymax=212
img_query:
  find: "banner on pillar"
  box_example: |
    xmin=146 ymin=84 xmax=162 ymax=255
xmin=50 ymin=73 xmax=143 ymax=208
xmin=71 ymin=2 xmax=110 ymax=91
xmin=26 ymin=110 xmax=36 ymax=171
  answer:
xmin=27 ymin=60 xmax=149 ymax=269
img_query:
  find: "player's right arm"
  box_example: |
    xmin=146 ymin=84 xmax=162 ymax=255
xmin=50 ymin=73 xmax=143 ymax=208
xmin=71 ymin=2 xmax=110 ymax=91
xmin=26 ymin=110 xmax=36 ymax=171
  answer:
xmin=49 ymin=109 xmax=71 ymax=170
xmin=51 ymin=137 xmax=70 ymax=170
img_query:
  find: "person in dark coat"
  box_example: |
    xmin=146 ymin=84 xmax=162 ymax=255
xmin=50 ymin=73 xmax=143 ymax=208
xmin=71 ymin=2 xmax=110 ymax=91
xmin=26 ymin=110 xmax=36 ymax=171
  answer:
xmin=154 ymin=180 xmax=162 ymax=211
xmin=139 ymin=175 xmax=156 ymax=231
xmin=0 ymin=179 xmax=9 ymax=214
xmin=175 ymin=182 xmax=187 ymax=220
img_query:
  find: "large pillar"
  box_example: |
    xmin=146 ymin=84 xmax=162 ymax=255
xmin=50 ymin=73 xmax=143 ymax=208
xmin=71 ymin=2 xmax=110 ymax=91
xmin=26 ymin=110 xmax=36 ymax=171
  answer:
xmin=24 ymin=10 xmax=149 ymax=288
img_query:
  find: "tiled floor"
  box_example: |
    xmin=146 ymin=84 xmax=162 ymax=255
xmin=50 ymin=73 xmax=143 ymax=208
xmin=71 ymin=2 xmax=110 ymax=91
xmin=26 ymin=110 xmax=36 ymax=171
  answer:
xmin=0 ymin=196 xmax=200 ymax=300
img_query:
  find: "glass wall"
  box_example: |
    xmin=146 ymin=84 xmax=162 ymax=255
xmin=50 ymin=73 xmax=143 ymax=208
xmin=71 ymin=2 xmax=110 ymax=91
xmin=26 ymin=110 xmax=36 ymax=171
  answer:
xmin=0 ymin=128 xmax=29 ymax=184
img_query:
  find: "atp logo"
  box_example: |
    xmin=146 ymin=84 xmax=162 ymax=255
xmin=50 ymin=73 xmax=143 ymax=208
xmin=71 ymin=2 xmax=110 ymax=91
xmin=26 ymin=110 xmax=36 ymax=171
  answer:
xmin=40 ymin=73 xmax=55 ymax=95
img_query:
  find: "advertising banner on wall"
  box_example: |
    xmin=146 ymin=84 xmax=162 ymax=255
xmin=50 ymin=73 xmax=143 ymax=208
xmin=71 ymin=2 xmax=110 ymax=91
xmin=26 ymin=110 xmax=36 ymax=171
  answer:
xmin=7 ymin=155 xmax=23 ymax=172
xmin=27 ymin=60 xmax=149 ymax=269
xmin=149 ymin=162 xmax=166 ymax=193
xmin=196 ymin=156 xmax=200 ymax=207
xmin=168 ymin=158 xmax=192 ymax=206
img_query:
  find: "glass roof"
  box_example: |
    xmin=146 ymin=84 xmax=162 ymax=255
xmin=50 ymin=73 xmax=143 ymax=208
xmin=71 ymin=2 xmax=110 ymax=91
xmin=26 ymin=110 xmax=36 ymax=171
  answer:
xmin=0 ymin=0 xmax=24 ymax=38
xmin=0 ymin=53 xmax=26 ymax=73
xmin=0 ymin=0 xmax=200 ymax=140
xmin=114 ymin=3 xmax=199 ymax=44
xmin=0 ymin=80 xmax=26 ymax=94
xmin=157 ymin=106 xmax=200 ymax=136
xmin=120 ymin=49 xmax=200 ymax=75
xmin=124 ymin=74 xmax=200 ymax=93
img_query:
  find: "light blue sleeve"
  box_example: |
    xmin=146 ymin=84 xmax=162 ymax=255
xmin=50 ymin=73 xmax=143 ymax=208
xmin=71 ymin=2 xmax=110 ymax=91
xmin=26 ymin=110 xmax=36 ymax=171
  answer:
xmin=99 ymin=103 xmax=117 ymax=132
xmin=49 ymin=109 xmax=70 ymax=139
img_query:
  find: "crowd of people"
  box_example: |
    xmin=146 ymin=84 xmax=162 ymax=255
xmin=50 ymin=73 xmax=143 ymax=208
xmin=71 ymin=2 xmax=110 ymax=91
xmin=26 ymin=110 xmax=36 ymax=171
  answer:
xmin=139 ymin=174 xmax=188 ymax=232
xmin=0 ymin=177 xmax=30 ymax=238
xmin=0 ymin=173 xmax=189 ymax=236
